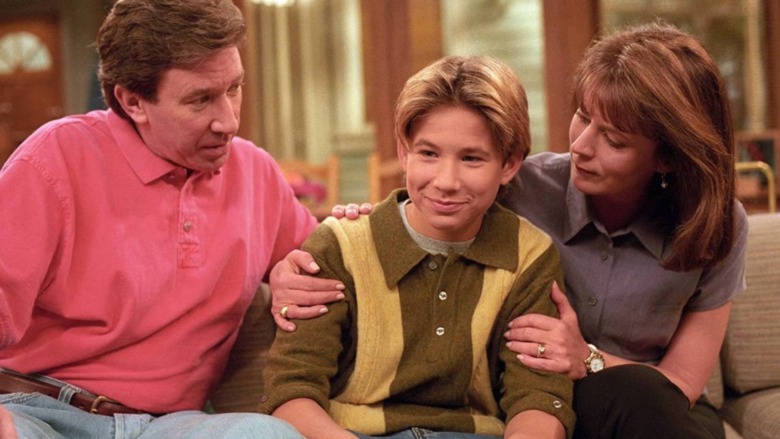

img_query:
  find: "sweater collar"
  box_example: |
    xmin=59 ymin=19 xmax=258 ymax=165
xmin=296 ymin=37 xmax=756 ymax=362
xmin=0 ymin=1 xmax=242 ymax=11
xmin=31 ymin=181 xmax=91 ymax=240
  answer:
xmin=371 ymin=189 xmax=520 ymax=288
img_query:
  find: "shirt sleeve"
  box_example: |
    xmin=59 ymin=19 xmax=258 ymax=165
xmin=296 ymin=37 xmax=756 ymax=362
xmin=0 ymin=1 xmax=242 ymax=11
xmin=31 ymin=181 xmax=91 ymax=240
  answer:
xmin=686 ymin=202 xmax=748 ymax=311
xmin=259 ymin=225 xmax=352 ymax=413
xmin=0 ymin=158 xmax=66 ymax=349
xmin=258 ymin=151 xmax=319 ymax=281
xmin=495 ymin=243 xmax=576 ymax=437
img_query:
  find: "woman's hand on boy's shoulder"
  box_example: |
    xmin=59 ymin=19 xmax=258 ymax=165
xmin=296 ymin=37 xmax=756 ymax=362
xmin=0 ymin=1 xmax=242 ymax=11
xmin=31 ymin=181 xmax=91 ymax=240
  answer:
xmin=331 ymin=203 xmax=373 ymax=220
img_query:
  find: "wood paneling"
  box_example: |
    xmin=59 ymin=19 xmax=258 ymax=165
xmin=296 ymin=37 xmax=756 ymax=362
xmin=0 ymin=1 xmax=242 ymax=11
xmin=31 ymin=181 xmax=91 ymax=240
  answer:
xmin=542 ymin=0 xmax=599 ymax=152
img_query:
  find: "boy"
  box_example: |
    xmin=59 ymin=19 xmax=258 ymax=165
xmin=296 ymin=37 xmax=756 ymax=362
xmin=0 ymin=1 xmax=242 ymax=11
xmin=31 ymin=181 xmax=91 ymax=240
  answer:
xmin=260 ymin=56 xmax=573 ymax=439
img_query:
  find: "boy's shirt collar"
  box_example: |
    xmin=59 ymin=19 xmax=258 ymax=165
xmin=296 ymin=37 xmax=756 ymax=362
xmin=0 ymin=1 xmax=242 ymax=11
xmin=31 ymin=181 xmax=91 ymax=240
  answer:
xmin=371 ymin=189 xmax=520 ymax=289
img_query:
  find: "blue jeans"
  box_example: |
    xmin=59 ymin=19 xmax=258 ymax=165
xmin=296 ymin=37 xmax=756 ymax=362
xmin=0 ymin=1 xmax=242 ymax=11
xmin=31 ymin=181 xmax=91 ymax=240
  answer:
xmin=351 ymin=428 xmax=500 ymax=439
xmin=1 ymin=392 xmax=303 ymax=439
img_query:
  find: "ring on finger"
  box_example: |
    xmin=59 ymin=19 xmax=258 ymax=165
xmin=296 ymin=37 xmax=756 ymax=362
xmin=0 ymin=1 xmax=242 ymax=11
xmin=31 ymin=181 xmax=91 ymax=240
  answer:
xmin=536 ymin=343 xmax=546 ymax=358
xmin=279 ymin=305 xmax=290 ymax=319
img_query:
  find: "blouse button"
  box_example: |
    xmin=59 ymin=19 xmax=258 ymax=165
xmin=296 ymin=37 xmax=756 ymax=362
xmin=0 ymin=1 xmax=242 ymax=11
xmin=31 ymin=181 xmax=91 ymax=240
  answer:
xmin=435 ymin=327 xmax=445 ymax=336
xmin=428 ymin=261 xmax=438 ymax=270
xmin=438 ymin=291 xmax=448 ymax=301
xmin=183 ymin=221 xmax=193 ymax=232
xmin=552 ymin=400 xmax=562 ymax=409
xmin=587 ymin=296 xmax=598 ymax=306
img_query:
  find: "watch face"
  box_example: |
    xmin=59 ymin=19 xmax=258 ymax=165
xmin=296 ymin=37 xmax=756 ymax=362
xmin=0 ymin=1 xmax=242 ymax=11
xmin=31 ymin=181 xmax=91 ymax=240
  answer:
xmin=590 ymin=357 xmax=605 ymax=372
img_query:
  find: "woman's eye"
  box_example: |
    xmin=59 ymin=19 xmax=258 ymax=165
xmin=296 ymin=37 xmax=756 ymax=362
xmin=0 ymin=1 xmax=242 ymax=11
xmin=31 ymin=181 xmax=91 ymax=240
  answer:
xmin=604 ymin=134 xmax=624 ymax=148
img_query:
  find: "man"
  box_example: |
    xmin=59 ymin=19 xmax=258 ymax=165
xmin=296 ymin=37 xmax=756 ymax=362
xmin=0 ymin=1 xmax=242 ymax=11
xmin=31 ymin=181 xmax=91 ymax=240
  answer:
xmin=0 ymin=0 xmax=315 ymax=437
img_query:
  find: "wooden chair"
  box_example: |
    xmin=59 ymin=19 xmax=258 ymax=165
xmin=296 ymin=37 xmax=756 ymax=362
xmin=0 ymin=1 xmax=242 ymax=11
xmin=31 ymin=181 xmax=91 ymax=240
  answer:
xmin=736 ymin=161 xmax=776 ymax=213
xmin=279 ymin=155 xmax=340 ymax=219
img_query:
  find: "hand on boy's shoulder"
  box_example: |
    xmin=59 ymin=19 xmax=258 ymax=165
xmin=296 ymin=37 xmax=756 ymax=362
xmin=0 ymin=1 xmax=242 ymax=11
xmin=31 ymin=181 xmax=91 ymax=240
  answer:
xmin=331 ymin=203 xmax=373 ymax=220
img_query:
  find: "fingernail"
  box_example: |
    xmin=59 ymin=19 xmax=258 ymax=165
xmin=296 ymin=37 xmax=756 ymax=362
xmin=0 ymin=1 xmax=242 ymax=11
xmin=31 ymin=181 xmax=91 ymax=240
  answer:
xmin=336 ymin=283 xmax=345 ymax=290
xmin=504 ymin=331 xmax=510 ymax=338
xmin=286 ymin=324 xmax=295 ymax=331
xmin=336 ymin=293 xmax=345 ymax=300
xmin=507 ymin=321 xmax=514 ymax=328
xmin=309 ymin=262 xmax=320 ymax=271
xmin=319 ymin=307 xmax=329 ymax=314
xmin=517 ymin=354 xmax=524 ymax=361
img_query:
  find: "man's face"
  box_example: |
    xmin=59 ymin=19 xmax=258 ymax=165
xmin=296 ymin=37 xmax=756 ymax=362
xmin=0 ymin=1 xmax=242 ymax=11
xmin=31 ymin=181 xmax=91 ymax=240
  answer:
xmin=130 ymin=47 xmax=244 ymax=172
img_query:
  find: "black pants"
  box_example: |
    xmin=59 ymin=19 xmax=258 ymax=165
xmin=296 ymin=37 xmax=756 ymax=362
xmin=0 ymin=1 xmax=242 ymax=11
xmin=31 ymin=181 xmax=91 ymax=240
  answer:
xmin=572 ymin=365 xmax=724 ymax=439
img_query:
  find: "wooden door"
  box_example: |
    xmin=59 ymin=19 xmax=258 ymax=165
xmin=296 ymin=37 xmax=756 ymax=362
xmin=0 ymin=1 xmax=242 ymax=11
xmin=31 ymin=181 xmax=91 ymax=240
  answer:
xmin=0 ymin=14 xmax=63 ymax=164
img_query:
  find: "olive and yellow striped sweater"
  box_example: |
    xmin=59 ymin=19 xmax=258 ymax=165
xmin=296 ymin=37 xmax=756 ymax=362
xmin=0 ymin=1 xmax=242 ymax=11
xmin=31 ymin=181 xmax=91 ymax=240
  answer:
xmin=261 ymin=190 xmax=574 ymax=436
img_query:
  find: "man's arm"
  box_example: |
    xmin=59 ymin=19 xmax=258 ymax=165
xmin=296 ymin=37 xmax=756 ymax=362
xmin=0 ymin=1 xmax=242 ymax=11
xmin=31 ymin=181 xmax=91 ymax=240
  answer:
xmin=269 ymin=203 xmax=372 ymax=331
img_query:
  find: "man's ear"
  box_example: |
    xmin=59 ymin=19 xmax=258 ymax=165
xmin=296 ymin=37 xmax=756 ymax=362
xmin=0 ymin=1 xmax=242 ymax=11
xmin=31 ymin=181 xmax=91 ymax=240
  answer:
xmin=113 ymin=85 xmax=148 ymax=125
xmin=500 ymin=152 xmax=523 ymax=185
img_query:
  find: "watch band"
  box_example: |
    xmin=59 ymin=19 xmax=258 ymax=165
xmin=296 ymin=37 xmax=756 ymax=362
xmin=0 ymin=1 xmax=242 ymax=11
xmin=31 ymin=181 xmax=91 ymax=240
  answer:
xmin=584 ymin=343 xmax=605 ymax=374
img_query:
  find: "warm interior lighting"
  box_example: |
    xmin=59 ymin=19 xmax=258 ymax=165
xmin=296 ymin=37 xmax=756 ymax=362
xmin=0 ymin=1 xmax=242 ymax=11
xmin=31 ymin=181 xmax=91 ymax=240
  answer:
xmin=250 ymin=0 xmax=295 ymax=6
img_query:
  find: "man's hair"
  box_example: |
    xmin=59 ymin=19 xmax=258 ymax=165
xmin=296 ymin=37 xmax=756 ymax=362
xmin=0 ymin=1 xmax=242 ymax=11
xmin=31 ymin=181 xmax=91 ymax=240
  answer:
xmin=395 ymin=55 xmax=530 ymax=163
xmin=97 ymin=0 xmax=247 ymax=120
xmin=572 ymin=22 xmax=736 ymax=271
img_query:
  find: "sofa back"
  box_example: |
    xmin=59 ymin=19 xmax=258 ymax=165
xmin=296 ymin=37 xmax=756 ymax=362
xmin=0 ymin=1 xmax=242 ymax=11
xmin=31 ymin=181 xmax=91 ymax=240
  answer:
xmin=721 ymin=213 xmax=780 ymax=395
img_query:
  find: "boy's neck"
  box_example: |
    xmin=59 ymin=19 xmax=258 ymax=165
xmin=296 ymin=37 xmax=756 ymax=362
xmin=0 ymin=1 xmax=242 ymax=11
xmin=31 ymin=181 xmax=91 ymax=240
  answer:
xmin=398 ymin=199 xmax=474 ymax=255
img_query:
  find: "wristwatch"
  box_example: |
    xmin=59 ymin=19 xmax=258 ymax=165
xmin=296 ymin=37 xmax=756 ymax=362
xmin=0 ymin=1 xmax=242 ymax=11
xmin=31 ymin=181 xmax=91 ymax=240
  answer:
xmin=584 ymin=343 xmax=605 ymax=374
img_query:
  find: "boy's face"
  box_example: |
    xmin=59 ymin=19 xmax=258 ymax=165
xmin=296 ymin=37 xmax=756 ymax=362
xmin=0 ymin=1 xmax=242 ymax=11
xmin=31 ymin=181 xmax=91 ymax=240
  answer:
xmin=398 ymin=104 xmax=521 ymax=242
xmin=122 ymin=46 xmax=244 ymax=172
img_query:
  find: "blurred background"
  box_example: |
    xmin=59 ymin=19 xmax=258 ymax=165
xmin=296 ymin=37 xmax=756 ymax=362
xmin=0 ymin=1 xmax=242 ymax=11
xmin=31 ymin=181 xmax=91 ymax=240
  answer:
xmin=1 ymin=0 xmax=778 ymax=213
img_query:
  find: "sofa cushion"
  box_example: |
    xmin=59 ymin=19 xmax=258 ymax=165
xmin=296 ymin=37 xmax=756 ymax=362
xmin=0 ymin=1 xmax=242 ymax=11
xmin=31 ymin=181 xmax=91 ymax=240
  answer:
xmin=721 ymin=213 xmax=780 ymax=395
xmin=721 ymin=388 xmax=780 ymax=439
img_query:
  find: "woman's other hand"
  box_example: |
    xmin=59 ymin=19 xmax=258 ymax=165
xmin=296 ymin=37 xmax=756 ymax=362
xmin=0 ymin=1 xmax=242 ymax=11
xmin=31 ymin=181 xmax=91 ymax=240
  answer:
xmin=505 ymin=281 xmax=590 ymax=379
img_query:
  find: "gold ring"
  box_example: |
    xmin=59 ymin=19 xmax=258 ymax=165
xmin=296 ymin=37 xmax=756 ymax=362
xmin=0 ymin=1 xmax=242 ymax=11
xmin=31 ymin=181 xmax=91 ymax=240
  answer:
xmin=536 ymin=343 xmax=546 ymax=358
xmin=279 ymin=305 xmax=290 ymax=319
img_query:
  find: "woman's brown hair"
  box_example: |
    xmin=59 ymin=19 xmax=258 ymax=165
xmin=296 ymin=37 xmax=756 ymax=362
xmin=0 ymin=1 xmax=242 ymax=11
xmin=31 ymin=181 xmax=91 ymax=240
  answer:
xmin=573 ymin=22 xmax=735 ymax=271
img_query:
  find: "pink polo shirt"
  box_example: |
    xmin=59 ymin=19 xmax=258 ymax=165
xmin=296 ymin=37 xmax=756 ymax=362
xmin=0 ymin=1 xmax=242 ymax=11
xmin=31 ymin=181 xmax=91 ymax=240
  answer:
xmin=0 ymin=110 xmax=317 ymax=413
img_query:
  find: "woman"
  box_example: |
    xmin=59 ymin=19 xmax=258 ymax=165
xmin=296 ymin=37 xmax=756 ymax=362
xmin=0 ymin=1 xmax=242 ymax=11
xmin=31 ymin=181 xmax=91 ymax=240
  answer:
xmin=270 ymin=23 xmax=746 ymax=438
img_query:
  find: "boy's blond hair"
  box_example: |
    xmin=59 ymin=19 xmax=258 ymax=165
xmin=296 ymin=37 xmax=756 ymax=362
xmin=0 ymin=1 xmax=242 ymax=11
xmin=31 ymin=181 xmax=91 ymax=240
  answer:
xmin=395 ymin=56 xmax=530 ymax=163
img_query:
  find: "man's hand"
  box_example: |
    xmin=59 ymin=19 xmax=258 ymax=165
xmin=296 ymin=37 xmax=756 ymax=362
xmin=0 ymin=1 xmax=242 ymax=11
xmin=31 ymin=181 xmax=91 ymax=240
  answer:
xmin=269 ymin=250 xmax=345 ymax=331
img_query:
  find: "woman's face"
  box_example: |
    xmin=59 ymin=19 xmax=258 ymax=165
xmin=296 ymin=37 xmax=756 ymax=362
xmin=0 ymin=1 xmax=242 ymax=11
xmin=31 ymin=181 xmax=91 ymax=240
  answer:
xmin=568 ymin=103 xmax=668 ymax=206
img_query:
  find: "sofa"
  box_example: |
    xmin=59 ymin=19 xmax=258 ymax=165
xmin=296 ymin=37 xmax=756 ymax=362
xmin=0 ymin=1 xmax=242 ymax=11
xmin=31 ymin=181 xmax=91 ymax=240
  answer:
xmin=209 ymin=213 xmax=780 ymax=438
xmin=706 ymin=212 xmax=780 ymax=439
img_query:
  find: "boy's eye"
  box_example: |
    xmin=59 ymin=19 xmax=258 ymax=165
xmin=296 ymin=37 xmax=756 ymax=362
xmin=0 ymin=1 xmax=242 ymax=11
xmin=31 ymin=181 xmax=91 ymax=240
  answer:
xmin=463 ymin=155 xmax=482 ymax=162
xmin=576 ymin=110 xmax=590 ymax=124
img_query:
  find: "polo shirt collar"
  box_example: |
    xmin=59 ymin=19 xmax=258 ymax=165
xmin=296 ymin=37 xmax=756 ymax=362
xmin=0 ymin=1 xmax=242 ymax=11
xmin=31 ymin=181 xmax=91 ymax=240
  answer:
xmin=371 ymin=189 xmax=520 ymax=288
xmin=108 ymin=109 xmax=182 ymax=184
xmin=562 ymin=179 xmax=668 ymax=260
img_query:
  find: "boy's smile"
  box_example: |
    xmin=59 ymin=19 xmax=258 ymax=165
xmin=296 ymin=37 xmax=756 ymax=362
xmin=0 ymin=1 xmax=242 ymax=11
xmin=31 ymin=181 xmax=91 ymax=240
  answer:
xmin=398 ymin=104 xmax=522 ymax=242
